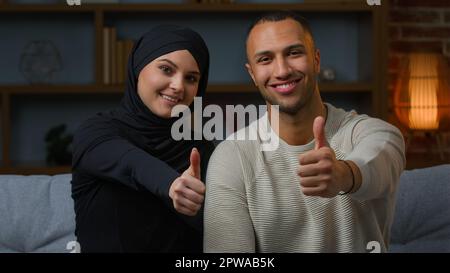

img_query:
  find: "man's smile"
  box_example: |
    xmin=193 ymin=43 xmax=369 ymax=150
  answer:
xmin=269 ymin=78 xmax=302 ymax=94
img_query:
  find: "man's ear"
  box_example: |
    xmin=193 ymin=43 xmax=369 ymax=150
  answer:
xmin=245 ymin=63 xmax=257 ymax=87
xmin=314 ymin=49 xmax=321 ymax=74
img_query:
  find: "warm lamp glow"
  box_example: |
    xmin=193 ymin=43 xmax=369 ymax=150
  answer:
xmin=394 ymin=53 xmax=450 ymax=131
xmin=408 ymin=54 xmax=439 ymax=130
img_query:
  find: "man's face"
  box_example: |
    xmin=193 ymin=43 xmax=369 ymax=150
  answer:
xmin=245 ymin=19 xmax=320 ymax=115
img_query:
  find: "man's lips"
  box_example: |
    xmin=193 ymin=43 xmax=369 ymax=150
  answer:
xmin=269 ymin=79 xmax=301 ymax=94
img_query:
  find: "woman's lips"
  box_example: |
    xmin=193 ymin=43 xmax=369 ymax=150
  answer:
xmin=160 ymin=94 xmax=180 ymax=106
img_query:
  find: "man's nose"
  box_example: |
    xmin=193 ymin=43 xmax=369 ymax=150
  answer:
xmin=273 ymin=58 xmax=292 ymax=79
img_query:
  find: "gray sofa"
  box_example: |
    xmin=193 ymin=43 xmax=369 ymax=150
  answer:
xmin=0 ymin=174 xmax=75 ymax=253
xmin=390 ymin=164 xmax=450 ymax=252
xmin=0 ymin=165 xmax=449 ymax=253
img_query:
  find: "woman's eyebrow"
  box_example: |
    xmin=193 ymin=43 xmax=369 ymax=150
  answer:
xmin=158 ymin=58 xmax=178 ymax=68
xmin=158 ymin=58 xmax=200 ymax=75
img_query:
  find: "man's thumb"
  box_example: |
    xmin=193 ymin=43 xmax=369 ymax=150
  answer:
xmin=189 ymin=147 xmax=201 ymax=179
xmin=313 ymin=116 xmax=327 ymax=150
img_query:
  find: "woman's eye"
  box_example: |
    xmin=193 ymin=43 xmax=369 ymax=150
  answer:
xmin=186 ymin=75 xmax=199 ymax=83
xmin=159 ymin=65 xmax=172 ymax=74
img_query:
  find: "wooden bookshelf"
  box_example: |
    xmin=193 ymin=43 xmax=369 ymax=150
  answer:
xmin=406 ymin=153 xmax=450 ymax=170
xmin=0 ymin=82 xmax=373 ymax=94
xmin=0 ymin=3 xmax=377 ymax=13
xmin=0 ymin=165 xmax=71 ymax=175
xmin=0 ymin=2 xmax=388 ymax=174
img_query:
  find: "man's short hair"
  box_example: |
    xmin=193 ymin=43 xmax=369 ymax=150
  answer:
xmin=246 ymin=10 xmax=315 ymax=49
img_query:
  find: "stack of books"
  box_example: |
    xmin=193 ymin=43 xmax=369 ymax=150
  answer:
xmin=102 ymin=27 xmax=134 ymax=85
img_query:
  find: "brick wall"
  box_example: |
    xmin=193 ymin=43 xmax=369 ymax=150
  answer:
xmin=388 ymin=0 xmax=450 ymax=155
xmin=388 ymin=0 xmax=450 ymax=121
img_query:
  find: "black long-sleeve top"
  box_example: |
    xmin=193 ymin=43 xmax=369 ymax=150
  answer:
xmin=71 ymin=127 xmax=214 ymax=252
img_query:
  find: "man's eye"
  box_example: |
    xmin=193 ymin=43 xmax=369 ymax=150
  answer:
xmin=289 ymin=50 xmax=303 ymax=56
xmin=159 ymin=65 xmax=172 ymax=74
xmin=257 ymin=57 xmax=270 ymax=63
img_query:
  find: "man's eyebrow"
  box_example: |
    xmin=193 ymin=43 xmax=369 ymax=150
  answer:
xmin=253 ymin=44 xmax=306 ymax=58
xmin=254 ymin=50 xmax=271 ymax=57
xmin=286 ymin=44 xmax=306 ymax=51
xmin=157 ymin=59 xmax=200 ymax=75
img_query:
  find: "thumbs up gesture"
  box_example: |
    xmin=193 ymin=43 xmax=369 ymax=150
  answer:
xmin=313 ymin=116 xmax=328 ymax=150
xmin=297 ymin=116 xmax=352 ymax=198
xmin=169 ymin=148 xmax=206 ymax=216
xmin=186 ymin=147 xmax=201 ymax=180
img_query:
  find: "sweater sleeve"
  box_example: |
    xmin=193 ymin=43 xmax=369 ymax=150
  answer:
xmin=74 ymin=137 xmax=179 ymax=204
xmin=345 ymin=117 xmax=406 ymax=201
xmin=204 ymin=140 xmax=256 ymax=253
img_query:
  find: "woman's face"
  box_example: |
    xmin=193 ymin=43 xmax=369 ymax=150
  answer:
xmin=137 ymin=49 xmax=201 ymax=118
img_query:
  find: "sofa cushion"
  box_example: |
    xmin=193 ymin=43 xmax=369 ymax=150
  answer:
xmin=0 ymin=174 xmax=76 ymax=253
xmin=390 ymin=164 xmax=450 ymax=253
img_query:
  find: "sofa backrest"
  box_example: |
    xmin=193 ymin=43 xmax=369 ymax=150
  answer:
xmin=0 ymin=164 xmax=449 ymax=253
xmin=0 ymin=174 xmax=75 ymax=253
xmin=390 ymin=164 xmax=450 ymax=253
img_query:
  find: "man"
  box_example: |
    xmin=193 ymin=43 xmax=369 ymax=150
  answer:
xmin=204 ymin=11 xmax=405 ymax=253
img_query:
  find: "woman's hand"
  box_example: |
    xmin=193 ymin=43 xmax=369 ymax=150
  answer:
xmin=169 ymin=148 xmax=206 ymax=216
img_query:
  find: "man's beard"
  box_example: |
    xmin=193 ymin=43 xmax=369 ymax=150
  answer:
xmin=260 ymin=80 xmax=315 ymax=116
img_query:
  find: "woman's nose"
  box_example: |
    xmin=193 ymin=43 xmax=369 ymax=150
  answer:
xmin=169 ymin=75 xmax=184 ymax=93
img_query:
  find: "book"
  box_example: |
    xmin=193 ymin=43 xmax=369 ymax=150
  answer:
xmin=116 ymin=40 xmax=124 ymax=84
xmin=102 ymin=27 xmax=110 ymax=85
xmin=110 ymin=27 xmax=117 ymax=85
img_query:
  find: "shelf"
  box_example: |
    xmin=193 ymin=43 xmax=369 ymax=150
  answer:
xmin=0 ymin=84 xmax=123 ymax=94
xmin=0 ymin=3 xmax=96 ymax=13
xmin=406 ymin=153 xmax=450 ymax=170
xmin=0 ymin=3 xmax=375 ymax=13
xmin=319 ymin=83 xmax=373 ymax=93
xmin=0 ymin=165 xmax=71 ymax=175
xmin=0 ymin=83 xmax=373 ymax=95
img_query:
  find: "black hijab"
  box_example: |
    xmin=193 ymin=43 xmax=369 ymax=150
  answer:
xmin=73 ymin=25 xmax=210 ymax=173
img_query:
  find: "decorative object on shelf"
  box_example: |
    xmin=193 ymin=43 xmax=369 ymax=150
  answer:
xmin=319 ymin=67 xmax=336 ymax=82
xmin=394 ymin=53 xmax=450 ymax=159
xmin=19 ymin=40 xmax=62 ymax=85
xmin=45 ymin=124 xmax=73 ymax=166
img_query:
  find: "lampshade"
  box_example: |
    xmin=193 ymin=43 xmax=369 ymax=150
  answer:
xmin=394 ymin=53 xmax=450 ymax=131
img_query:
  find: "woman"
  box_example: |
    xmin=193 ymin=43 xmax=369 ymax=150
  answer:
xmin=71 ymin=25 xmax=214 ymax=252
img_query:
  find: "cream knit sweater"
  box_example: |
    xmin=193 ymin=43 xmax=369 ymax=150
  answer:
xmin=204 ymin=103 xmax=405 ymax=253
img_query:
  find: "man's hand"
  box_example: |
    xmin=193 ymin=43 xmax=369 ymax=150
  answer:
xmin=297 ymin=116 xmax=352 ymax=198
xmin=169 ymin=148 xmax=206 ymax=216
